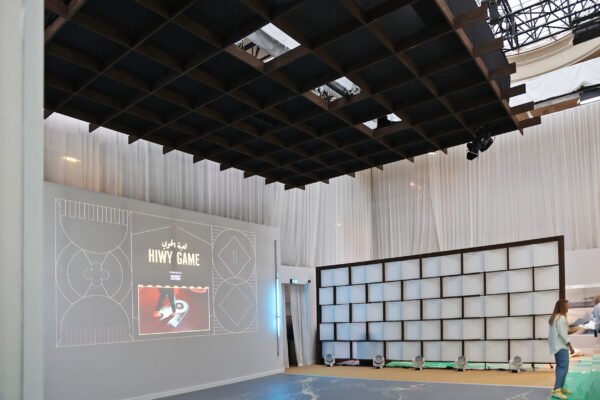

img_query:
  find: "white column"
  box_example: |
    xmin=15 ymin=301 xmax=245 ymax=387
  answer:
xmin=0 ymin=0 xmax=44 ymax=399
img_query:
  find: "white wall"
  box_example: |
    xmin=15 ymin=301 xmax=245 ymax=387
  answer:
xmin=280 ymin=265 xmax=317 ymax=365
xmin=565 ymin=248 xmax=600 ymax=287
xmin=44 ymin=183 xmax=283 ymax=400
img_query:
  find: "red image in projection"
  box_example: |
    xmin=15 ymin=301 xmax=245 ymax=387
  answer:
xmin=138 ymin=285 xmax=210 ymax=335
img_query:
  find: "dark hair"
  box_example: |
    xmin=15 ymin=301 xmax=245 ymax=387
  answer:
xmin=548 ymin=299 xmax=569 ymax=324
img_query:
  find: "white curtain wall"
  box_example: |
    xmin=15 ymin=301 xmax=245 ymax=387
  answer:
xmin=44 ymin=100 xmax=600 ymax=266
xmin=44 ymin=113 xmax=373 ymax=267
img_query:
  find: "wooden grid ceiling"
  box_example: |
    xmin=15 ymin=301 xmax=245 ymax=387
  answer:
xmin=44 ymin=0 xmax=540 ymax=189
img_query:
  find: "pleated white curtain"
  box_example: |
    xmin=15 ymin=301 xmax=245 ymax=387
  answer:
xmin=44 ymin=113 xmax=374 ymax=267
xmin=289 ymin=284 xmax=311 ymax=366
xmin=373 ymin=100 xmax=600 ymax=258
xmin=45 ymin=99 xmax=600 ymax=265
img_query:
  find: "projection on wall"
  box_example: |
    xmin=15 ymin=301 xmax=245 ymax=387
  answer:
xmin=54 ymin=199 xmax=257 ymax=346
xmin=317 ymin=237 xmax=564 ymax=366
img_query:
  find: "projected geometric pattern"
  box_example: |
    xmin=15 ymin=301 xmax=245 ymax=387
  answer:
xmin=55 ymin=199 xmax=133 ymax=347
xmin=212 ymin=228 xmax=258 ymax=334
xmin=55 ymin=197 xmax=260 ymax=346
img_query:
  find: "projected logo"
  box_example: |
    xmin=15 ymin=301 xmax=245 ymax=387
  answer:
xmin=212 ymin=228 xmax=258 ymax=333
xmin=138 ymin=285 xmax=210 ymax=335
xmin=55 ymin=199 xmax=133 ymax=347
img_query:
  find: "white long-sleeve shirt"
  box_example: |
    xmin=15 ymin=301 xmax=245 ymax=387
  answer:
xmin=592 ymin=304 xmax=600 ymax=326
xmin=548 ymin=315 xmax=569 ymax=355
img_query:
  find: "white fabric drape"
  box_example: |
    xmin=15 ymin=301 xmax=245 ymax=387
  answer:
xmin=44 ymin=113 xmax=373 ymax=267
xmin=510 ymin=57 xmax=600 ymax=106
xmin=45 ymin=99 xmax=600 ymax=264
xmin=373 ymin=100 xmax=600 ymax=258
xmin=289 ymin=284 xmax=310 ymax=366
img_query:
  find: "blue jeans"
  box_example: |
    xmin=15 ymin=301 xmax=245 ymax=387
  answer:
xmin=554 ymin=348 xmax=569 ymax=389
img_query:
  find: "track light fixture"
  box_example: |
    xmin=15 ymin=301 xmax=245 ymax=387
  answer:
xmin=466 ymin=124 xmax=494 ymax=160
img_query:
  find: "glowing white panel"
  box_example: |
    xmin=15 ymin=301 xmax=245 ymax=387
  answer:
xmin=487 ymin=317 xmax=509 ymax=339
xmin=485 ymin=340 xmax=508 ymax=362
xmin=442 ymin=341 xmax=462 ymax=362
xmin=462 ymin=274 xmax=484 ymax=296
xmin=334 ymin=304 xmax=349 ymax=322
xmin=509 ymin=316 xmax=533 ymax=339
xmin=337 ymin=323 xmax=366 ymax=341
xmin=441 ymin=254 xmax=461 ymax=276
xmin=423 ymin=299 xmax=441 ymax=320
xmin=321 ymin=305 xmax=335 ymax=323
xmin=534 ymin=291 xmax=559 ymax=314
xmin=401 ymin=259 xmax=421 ymax=280
xmin=534 ymin=266 xmax=559 ymax=290
xmin=366 ymin=303 xmax=383 ymax=321
xmin=533 ymin=241 xmax=558 ymax=266
xmin=535 ymin=315 xmax=550 ymax=338
xmin=353 ymin=341 xmax=384 ymax=359
xmin=351 ymin=265 xmax=366 ymax=284
xmin=383 ymin=322 xmax=403 ymax=340
xmin=319 ymin=287 xmax=334 ymax=305
xmin=402 ymin=341 xmax=421 ymax=361
xmin=424 ymin=341 xmax=442 ymax=361
xmin=422 ymin=321 xmax=441 ymax=340
xmin=534 ymin=340 xmax=554 ymax=363
xmin=464 ymin=296 xmax=485 ymax=317
xmin=510 ymin=340 xmax=534 ymax=363
xmin=385 ymin=261 xmax=403 ymax=281
xmin=349 ymin=285 xmax=366 ymax=303
xmin=465 ymin=341 xmax=485 ymax=362
xmin=509 ymin=269 xmax=533 ymax=293
xmin=509 ymin=245 xmax=532 ymax=269
xmin=486 ymin=271 xmax=508 ymax=294
xmin=464 ymin=252 xmax=484 ymax=274
xmin=334 ymin=341 xmax=350 ymax=359
xmin=463 ymin=319 xmax=485 ymax=340
xmin=484 ymin=249 xmax=507 ymax=271
xmin=387 ymin=342 xmax=403 ymax=360
xmin=352 ymin=304 xmax=367 ymax=322
xmin=510 ymin=292 xmax=534 ymax=316
xmin=485 ymin=294 xmax=508 ymax=317
xmin=405 ymin=321 xmax=422 ymax=340
xmin=442 ymin=276 xmax=462 ymax=297
xmin=368 ymin=283 xmax=384 ymax=302
xmin=404 ymin=280 xmax=421 ymax=300
xmin=386 ymin=301 xmax=402 ymax=320
xmin=321 ymin=269 xmax=334 ymax=286
xmin=421 ymin=278 xmax=441 ymax=299
xmin=336 ymin=286 xmax=350 ymax=304
xmin=322 ymin=341 xmax=334 ymax=357
xmin=333 ymin=267 xmax=349 ymax=286
xmin=403 ymin=300 xmax=421 ymax=320
xmin=366 ymin=264 xmax=383 ymax=283
xmin=443 ymin=320 xmax=463 ymax=340
xmin=423 ymin=256 xmax=441 ymax=277
xmin=441 ymin=298 xmax=462 ymax=319
xmin=383 ymin=281 xmax=402 ymax=301
xmin=368 ymin=322 xmax=384 ymax=340
xmin=320 ymin=324 xmax=334 ymax=340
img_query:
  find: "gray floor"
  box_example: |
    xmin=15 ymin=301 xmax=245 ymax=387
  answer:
xmin=162 ymin=373 xmax=552 ymax=400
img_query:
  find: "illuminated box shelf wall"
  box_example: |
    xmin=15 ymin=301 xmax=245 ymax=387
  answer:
xmin=317 ymin=236 xmax=564 ymax=365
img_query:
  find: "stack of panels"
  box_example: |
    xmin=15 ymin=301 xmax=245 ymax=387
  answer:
xmin=319 ymin=239 xmax=561 ymax=363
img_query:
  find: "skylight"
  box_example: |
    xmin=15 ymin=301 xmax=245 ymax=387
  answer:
xmin=235 ymin=23 xmax=300 ymax=62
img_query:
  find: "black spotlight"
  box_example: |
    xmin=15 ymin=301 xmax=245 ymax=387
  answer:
xmin=377 ymin=117 xmax=391 ymax=128
xmin=466 ymin=141 xmax=480 ymax=160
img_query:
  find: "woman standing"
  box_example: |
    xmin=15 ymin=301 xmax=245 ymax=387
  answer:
xmin=591 ymin=293 xmax=600 ymax=337
xmin=548 ymin=299 xmax=574 ymax=399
